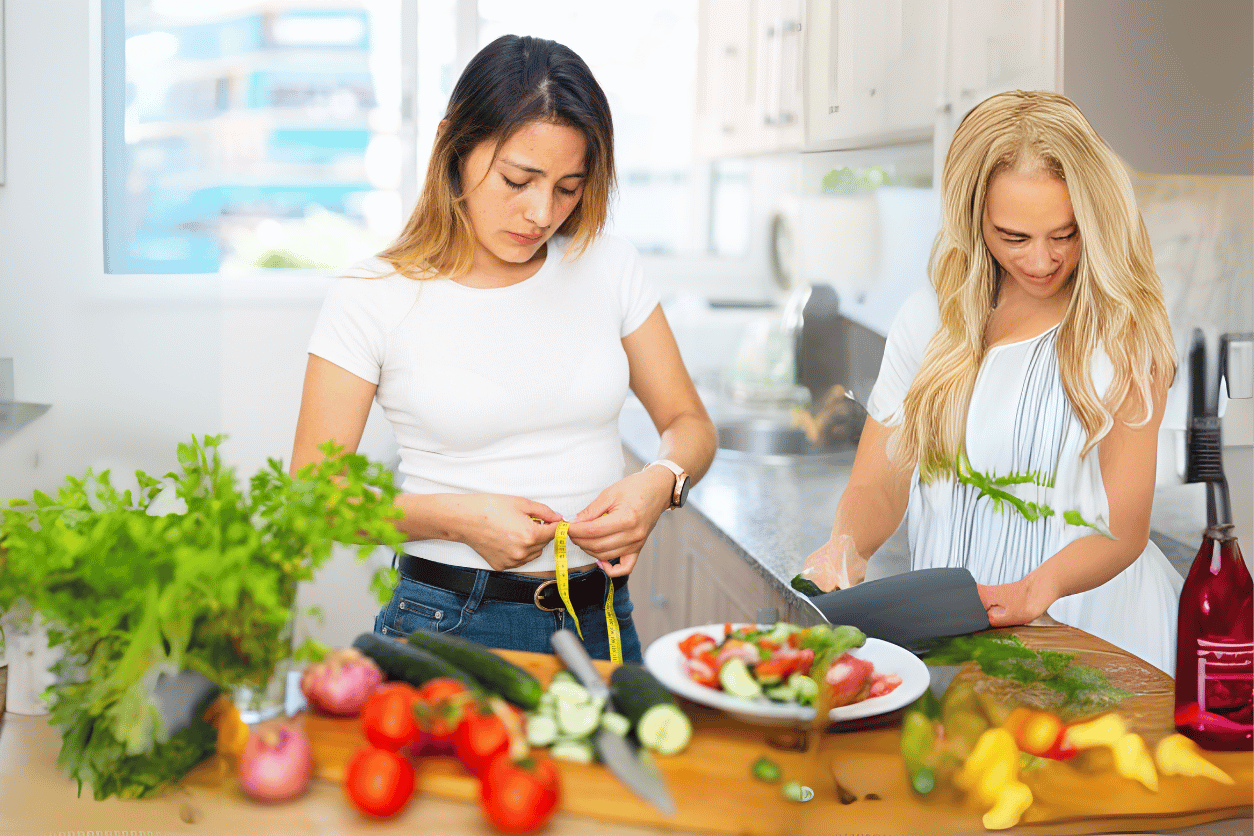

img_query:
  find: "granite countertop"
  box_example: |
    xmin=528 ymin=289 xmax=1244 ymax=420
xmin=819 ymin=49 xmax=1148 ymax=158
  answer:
xmin=618 ymin=394 xmax=911 ymax=614
xmin=620 ymin=394 xmax=1207 ymax=615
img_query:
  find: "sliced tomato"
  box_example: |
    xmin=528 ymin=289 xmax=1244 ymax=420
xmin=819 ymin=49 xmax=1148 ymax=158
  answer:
xmin=678 ymin=632 xmax=717 ymax=660
xmin=686 ymin=650 xmax=720 ymax=689
xmin=824 ymin=652 xmax=875 ymax=707
xmin=752 ymin=654 xmax=795 ymax=686
xmin=867 ymin=672 xmax=902 ymax=699
xmin=716 ymin=638 xmax=760 ymax=668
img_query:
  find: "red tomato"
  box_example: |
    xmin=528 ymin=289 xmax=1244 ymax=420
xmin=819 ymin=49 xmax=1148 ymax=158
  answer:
xmin=479 ymin=752 xmax=561 ymax=834
xmin=414 ymin=677 xmax=472 ymax=743
xmin=678 ymin=632 xmax=716 ymax=660
xmin=343 ymin=745 xmax=416 ymax=819
xmin=685 ymin=650 xmax=720 ymax=689
xmin=361 ymin=683 xmax=423 ymax=751
xmin=454 ymin=698 xmax=522 ymax=775
xmin=825 ymin=652 xmax=875 ymax=707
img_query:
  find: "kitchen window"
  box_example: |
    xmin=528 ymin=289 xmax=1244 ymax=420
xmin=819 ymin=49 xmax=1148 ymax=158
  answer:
xmin=102 ymin=0 xmax=706 ymax=275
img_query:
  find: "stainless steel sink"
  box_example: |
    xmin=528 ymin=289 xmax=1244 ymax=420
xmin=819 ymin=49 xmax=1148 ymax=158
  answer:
xmin=716 ymin=417 xmax=857 ymax=462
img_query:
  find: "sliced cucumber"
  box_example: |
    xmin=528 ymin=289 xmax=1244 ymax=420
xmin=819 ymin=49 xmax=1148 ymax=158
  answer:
xmin=719 ymin=657 xmax=763 ymax=700
xmin=599 ymin=710 xmax=631 ymax=737
xmin=525 ymin=713 xmax=559 ymax=747
xmin=550 ymin=738 xmax=596 ymax=764
xmin=765 ymin=681 xmax=798 ymax=703
xmin=548 ymin=678 xmax=591 ymax=706
xmin=556 ymin=699 xmax=601 ymax=737
xmin=789 ymin=673 xmax=819 ymax=707
xmin=752 ymin=755 xmax=782 ymax=783
xmin=609 ymin=664 xmax=694 ymax=757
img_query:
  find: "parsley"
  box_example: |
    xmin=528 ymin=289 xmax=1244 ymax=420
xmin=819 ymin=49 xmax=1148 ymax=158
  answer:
xmin=922 ymin=633 xmax=1130 ymax=715
xmin=0 ymin=434 xmax=407 ymax=799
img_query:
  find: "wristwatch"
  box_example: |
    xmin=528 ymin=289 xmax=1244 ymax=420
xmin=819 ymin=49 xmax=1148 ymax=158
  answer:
xmin=645 ymin=459 xmax=690 ymax=509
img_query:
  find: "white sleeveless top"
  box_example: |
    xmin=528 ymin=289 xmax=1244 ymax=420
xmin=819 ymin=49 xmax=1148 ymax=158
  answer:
xmin=868 ymin=287 xmax=1184 ymax=675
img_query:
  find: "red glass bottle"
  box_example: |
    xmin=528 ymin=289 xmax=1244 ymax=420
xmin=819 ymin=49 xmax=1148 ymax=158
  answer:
xmin=1174 ymin=523 xmax=1253 ymax=750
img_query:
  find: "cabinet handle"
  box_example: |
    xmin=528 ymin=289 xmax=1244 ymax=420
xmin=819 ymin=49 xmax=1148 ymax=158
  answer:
xmin=652 ymin=593 xmax=670 ymax=609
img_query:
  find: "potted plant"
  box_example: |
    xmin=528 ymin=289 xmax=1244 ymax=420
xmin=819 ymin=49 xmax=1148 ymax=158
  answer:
xmin=0 ymin=434 xmax=406 ymax=799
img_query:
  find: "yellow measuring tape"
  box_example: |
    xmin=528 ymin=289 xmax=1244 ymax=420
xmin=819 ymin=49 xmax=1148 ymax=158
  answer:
xmin=554 ymin=521 xmax=622 ymax=663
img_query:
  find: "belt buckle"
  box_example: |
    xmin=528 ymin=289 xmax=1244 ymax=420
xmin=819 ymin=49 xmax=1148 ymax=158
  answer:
xmin=533 ymin=579 xmax=561 ymax=612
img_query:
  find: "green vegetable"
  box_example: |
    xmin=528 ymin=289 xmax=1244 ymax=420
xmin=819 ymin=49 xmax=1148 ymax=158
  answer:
xmin=781 ymin=780 xmax=814 ymax=802
xmin=752 ymin=755 xmax=782 ymax=783
xmin=922 ymin=633 xmax=1131 ymax=713
xmin=352 ymin=633 xmax=478 ymax=690
xmin=556 ymin=699 xmax=601 ymax=737
xmin=900 ymin=698 xmax=940 ymax=795
xmin=525 ymin=713 xmax=559 ymax=747
xmin=0 ymin=434 xmax=406 ymax=800
xmin=718 ymin=657 xmax=762 ymax=699
xmin=609 ymin=663 xmax=693 ymax=756
xmin=599 ymin=711 xmax=631 ymax=737
xmin=802 ymin=624 xmax=866 ymax=680
xmin=405 ymin=627 xmax=543 ymax=710
xmin=790 ymin=574 xmax=824 ymax=597
xmin=551 ymin=738 xmax=596 ymax=764
xmin=789 ymin=673 xmax=819 ymax=707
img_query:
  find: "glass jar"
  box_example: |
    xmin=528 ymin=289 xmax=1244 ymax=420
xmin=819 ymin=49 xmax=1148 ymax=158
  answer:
xmin=1173 ymin=524 xmax=1253 ymax=750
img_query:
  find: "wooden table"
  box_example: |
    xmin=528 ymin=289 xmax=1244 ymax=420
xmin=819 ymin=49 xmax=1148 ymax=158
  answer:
xmin=0 ymin=623 xmax=1250 ymax=835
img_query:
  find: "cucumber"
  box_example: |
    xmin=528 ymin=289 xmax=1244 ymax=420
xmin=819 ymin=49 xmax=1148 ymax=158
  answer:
xmin=548 ymin=678 xmax=591 ymax=706
xmin=405 ymin=627 xmax=543 ymax=710
xmin=525 ymin=713 xmax=560 ymax=748
xmin=352 ymin=632 xmax=478 ymax=690
xmin=719 ymin=657 xmax=763 ymax=699
xmin=789 ymin=673 xmax=819 ymax=707
xmin=550 ymin=738 xmax=596 ymax=764
xmin=556 ymin=699 xmax=601 ymax=737
xmin=609 ymin=663 xmax=693 ymax=757
xmin=752 ymin=755 xmax=782 ymax=783
xmin=600 ymin=710 xmax=631 ymax=737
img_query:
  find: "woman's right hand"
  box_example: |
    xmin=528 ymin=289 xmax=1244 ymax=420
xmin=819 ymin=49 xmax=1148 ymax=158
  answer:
xmin=800 ymin=534 xmax=867 ymax=593
xmin=446 ymin=494 xmax=563 ymax=572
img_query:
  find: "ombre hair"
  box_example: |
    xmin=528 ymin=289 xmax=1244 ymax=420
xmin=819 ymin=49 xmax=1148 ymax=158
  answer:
xmin=378 ymin=35 xmax=615 ymax=279
xmin=897 ymin=90 xmax=1176 ymax=481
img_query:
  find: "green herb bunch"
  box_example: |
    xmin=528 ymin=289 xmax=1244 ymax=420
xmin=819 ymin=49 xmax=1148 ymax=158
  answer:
xmin=0 ymin=434 xmax=406 ymax=798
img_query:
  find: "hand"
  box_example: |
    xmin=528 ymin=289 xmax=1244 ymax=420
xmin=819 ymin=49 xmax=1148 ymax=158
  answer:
xmin=976 ymin=579 xmax=1050 ymax=627
xmin=800 ymin=534 xmax=867 ymax=592
xmin=564 ymin=469 xmax=672 ymax=578
xmin=453 ymin=495 xmax=562 ymax=572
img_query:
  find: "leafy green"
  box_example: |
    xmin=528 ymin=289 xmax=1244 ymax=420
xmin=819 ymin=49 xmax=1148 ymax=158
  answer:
xmin=0 ymin=434 xmax=407 ymax=799
xmin=790 ymin=574 xmax=823 ymax=597
xmin=921 ymin=633 xmax=1130 ymax=710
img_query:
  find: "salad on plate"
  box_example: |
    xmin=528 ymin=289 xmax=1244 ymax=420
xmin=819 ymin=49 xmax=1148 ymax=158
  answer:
xmin=678 ymin=622 xmax=903 ymax=708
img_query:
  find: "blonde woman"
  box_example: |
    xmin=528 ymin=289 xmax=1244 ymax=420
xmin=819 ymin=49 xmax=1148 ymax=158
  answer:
xmin=291 ymin=35 xmax=717 ymax=661
xmin=802 ymin=90 xmax=1183 ymax=674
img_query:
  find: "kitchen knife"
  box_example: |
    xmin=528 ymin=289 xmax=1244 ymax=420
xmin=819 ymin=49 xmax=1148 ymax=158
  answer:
xmin=550 ymin=630 xmax=677 ymax=816
xmin=795 ymin=567 xmax=990 ymax=654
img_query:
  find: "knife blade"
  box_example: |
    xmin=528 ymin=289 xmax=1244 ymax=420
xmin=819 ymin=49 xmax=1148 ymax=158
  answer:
xmin=550 ymin=630 xmax=677 ymax=815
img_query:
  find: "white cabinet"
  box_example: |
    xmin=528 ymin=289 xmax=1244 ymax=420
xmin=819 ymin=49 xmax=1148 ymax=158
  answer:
xmin=696 ymin=0 xmax=804 ymax=157
xmin=803 ymin=0 xmax=941 ymax=151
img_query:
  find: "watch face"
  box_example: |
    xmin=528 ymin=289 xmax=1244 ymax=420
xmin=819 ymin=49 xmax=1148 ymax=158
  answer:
xmin=674 ymin=474 xmax=691 ymax=508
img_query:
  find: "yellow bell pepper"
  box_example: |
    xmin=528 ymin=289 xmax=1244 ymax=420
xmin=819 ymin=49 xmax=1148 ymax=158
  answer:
xmin=1061 ymin=712 xmax=1126 ymax=750
xmin=1113 ymin=732 xmax=1159 ymax=792
xmin=982 ymin=780 xmax=1034 ymax=830
xmin=1155 ymin=733 xmax=1235 ymax=785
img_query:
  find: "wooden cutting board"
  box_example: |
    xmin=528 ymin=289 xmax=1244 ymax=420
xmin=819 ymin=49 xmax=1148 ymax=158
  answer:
xmin=186 ymin=625 xmax=1252 ymax=835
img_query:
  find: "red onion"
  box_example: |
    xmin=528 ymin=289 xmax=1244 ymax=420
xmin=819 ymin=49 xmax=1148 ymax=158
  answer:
xmin=237 ymin=721 xmax=315 ymax=802
xmin=300 ymin=647 xmax=384 ymax=716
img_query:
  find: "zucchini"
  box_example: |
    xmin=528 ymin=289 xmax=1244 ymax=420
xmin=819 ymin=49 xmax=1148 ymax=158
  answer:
xmin=405 ymin=627 xmax=543 ymax=710
xmin=352 ymin=632 xmax=477 ymax=690
xmin=609 ymin=663 xmax=693 ymax=757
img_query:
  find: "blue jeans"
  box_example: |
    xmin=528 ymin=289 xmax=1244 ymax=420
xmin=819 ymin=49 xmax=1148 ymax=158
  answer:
xmin=374 ymin=563 xmax=643 ymax=664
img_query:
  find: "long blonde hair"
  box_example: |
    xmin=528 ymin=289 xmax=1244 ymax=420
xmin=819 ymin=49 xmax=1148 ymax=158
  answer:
xmin=378 ymin=35 xmax=615 ymax=280
xmin=897 ymin=90 xmax=1176 ymax=480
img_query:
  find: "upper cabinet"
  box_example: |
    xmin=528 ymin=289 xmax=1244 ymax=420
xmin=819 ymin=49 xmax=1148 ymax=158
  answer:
xmin=699 ymin=0 xmax=1251 ymax=176
xmin=696 ymin=0 xmax=804 ymax=157
xmin=803 ymin=0 xmax=941 ymax=152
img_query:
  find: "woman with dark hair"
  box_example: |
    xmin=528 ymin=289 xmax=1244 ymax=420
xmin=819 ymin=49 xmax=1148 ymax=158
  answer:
xmin=291 ymin=35 xmax=717 ymax=662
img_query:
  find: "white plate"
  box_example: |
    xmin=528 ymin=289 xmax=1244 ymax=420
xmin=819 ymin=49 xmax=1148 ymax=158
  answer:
xmin=643 ymin=624 xmax=930 ymax=727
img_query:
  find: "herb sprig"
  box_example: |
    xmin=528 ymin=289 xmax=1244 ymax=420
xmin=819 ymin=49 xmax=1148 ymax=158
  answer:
xmin=0 ymin=434 xmax=407 ymax=799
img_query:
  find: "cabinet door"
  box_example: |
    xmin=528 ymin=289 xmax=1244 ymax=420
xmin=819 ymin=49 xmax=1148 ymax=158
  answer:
xmin=938 ymin=0 xmax=1059 ymax=145
xmin=803 ymin=0 xmax=939 ymax=151
xmin=754 ymin=0 xmax=805 ymax=151
xmin=696 ymin=0 xmax=755 ymax=157
xmin=683 ymin=515 xmax=770 ymax=626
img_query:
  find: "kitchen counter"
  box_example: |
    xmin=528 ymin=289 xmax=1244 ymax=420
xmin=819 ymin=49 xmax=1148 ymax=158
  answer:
xmin=1 ymin=626 xmax=1248 ymax=835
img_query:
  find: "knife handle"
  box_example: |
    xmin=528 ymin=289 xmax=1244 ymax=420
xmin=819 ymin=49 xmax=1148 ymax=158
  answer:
xmin=550 ymin=629 xmax=610 ymax=701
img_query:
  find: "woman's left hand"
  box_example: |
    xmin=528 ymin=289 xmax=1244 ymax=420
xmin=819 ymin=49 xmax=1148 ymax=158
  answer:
xmin=977 ymin=579 xmax=1050 ymax=627
xmin=565 ymin=468 xmax=673 ymax=578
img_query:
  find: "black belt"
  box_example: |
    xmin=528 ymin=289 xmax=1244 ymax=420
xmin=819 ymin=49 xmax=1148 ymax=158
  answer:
xmin=397 ymin=553 xmax=626 ymax=612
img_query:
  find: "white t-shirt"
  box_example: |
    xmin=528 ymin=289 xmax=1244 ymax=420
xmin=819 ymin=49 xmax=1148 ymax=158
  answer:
xmin=867 ymin=286 xmax=1184 ymax=675
xmin=308 ymin=233 xmax=660 ymax=572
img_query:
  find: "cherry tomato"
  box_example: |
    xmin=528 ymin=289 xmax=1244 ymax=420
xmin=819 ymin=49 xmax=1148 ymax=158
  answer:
xmin=414 ymin=677 xmax=473 ymax=743
xmin=361 ymin=683 xmax=423 ymax=751
xmin=678 ymin=632 xmax=716 ymax=659
xmin=343 ymin=745 xmax=415 ymax=819
xmin=479 ymin=751 xmax=561 ymax=834
xmin=454 ymin=697 xmax=522 ymax=775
